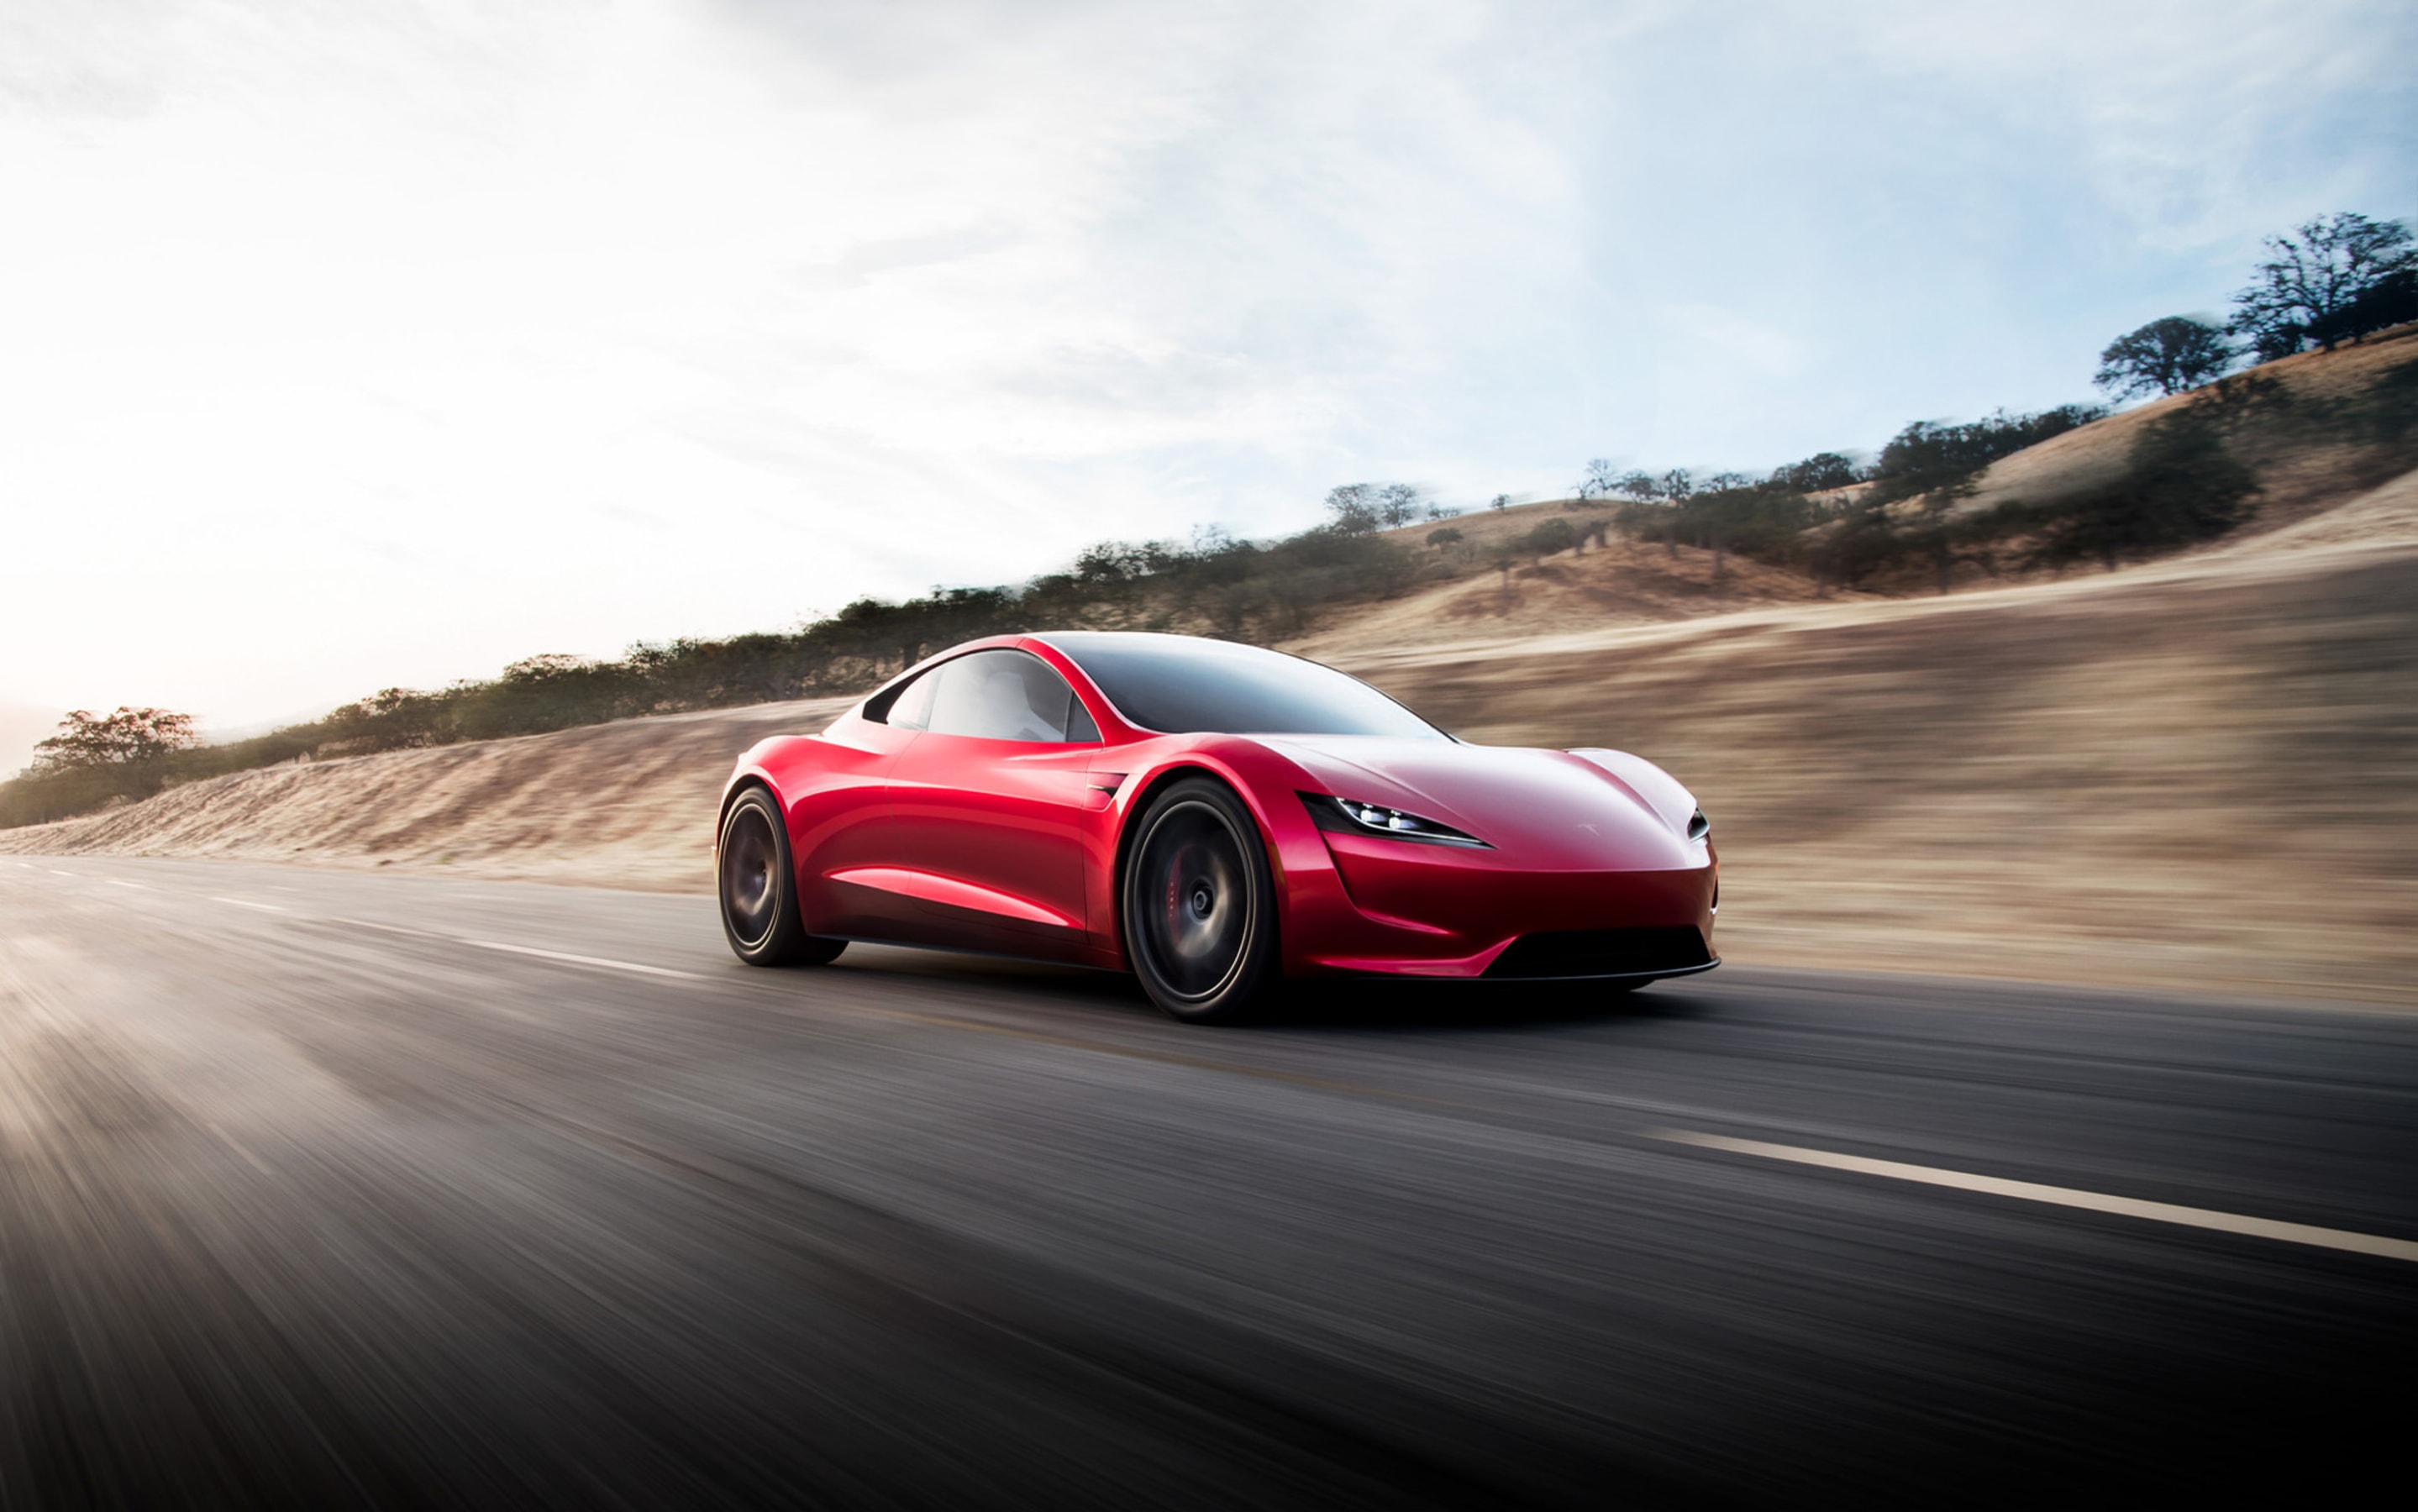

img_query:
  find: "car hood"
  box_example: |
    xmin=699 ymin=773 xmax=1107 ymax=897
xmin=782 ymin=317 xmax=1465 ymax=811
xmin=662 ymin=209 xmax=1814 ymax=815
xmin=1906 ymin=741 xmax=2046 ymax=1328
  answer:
xmin=1254 ymin=736 xmax=1702 ymax=871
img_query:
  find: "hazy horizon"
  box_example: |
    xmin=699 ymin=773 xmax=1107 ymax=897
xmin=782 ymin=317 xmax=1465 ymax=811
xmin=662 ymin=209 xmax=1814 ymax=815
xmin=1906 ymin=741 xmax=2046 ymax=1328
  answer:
xmin=3 ymin=0 xmax=2412 ymax=766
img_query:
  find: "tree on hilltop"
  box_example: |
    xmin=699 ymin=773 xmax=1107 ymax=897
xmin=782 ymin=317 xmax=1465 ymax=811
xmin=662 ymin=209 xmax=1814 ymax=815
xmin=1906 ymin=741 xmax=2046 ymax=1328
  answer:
xmin=1075 ymin=540 xmax=1158 ymax=583
xmin=1376 ymin=483 xmax=1422 ymax=528
xmin=1769 ymin=452 xmax=1860 ymax=494
xmin=2230 ymin=213 xmax=2416 ymax=360
xmin=1694 ymin=475 xmax=1756 ymax=581
xmin=2308 ymin=268 xmax=2418 ymax=349
xmin=1610 ymin=470 xmax=1669 ymax=554
xmin=1655 ymin=469 xmax=1695 ymax=557
xmin=32 ymin=706 xmax=198 ymax=772
xmin=25 ymin=706 xmax=200 ymax=806
xmin=2094 ymin=316 xmax=2236 ymax=400
xmin=1865 ymin=406 xmax=2104 ymax=507
xmin=323 ymin=687 xmax=447 ymax=750
xmin=1322 ymin=483 xmax=1380 ymax=534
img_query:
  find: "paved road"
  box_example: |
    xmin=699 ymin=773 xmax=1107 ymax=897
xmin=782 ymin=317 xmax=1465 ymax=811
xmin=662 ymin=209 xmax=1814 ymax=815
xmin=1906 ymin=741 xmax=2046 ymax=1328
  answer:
xmin=3 ymin=857 xmax=2411 ymax=1507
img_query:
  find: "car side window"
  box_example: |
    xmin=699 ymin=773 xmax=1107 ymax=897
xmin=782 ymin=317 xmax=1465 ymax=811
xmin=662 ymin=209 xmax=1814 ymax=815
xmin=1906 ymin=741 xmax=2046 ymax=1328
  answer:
xmin=925 ymin=650 xmax=1096 ymax=743
xmin=874 ymin=667 xmax=940 ymax=730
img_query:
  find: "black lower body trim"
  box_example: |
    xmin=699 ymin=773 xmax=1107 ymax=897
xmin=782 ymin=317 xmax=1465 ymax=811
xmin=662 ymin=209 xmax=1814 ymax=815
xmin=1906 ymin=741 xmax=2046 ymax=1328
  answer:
xmin=1485 ymin=927 xmax=1715 ymax=980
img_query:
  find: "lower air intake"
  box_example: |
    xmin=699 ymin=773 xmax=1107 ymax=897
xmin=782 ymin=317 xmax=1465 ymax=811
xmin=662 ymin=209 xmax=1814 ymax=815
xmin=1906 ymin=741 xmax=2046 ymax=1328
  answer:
xmin=1485 ymin=927 xmax=1713 ymax=979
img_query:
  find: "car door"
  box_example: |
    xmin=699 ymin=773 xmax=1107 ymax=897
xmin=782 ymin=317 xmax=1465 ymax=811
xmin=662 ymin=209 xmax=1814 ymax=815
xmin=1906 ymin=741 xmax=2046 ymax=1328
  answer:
xmin=796 ymin=665 xmax=940 ymax=940
xmin=880 ymin=648 xmax=1102 ymax=958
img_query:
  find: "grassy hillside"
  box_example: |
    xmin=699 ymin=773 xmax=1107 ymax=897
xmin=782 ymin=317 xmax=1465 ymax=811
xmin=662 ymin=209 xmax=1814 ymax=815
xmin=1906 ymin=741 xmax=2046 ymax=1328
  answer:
xmin=1330 ymin=465 xmax=2418 ymax=1003
xmin=0 ymin=698 xmax=851 ymax=889
xmin=1325 ymin=322 xmax=2418 ymax=634
xmin=8 ymin=461 xmax=2415 ymax=1003
xmin=1958 ymin=327 xmax=2418 ymax=526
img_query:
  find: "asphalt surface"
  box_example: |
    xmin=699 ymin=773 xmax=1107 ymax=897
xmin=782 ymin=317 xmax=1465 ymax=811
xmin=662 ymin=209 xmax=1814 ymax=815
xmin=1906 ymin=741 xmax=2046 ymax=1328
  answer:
xmin=3 ymin=856 xmax=2412 ymax=1508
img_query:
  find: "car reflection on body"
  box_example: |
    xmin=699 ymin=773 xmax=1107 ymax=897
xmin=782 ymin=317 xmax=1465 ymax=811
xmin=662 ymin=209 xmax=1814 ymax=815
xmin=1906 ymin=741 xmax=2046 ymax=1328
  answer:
xmin=717 ymin=632 xmax=1716 ymax=1021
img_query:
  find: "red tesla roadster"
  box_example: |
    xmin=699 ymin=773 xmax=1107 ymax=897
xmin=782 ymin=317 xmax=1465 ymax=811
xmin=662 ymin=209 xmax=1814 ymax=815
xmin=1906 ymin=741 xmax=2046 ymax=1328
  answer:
xmin=716 ymin=632 xmax=1717 ymax=1020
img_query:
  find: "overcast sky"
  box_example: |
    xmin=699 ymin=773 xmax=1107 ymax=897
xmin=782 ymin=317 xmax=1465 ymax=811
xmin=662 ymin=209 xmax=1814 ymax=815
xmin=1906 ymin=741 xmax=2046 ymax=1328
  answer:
xmin=1 ymin=0 xmax=2410 ymax=762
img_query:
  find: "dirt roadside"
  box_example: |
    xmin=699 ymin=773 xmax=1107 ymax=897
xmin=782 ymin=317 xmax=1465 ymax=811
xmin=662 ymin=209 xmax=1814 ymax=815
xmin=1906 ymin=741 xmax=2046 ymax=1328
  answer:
xmin=0 ymin=698 xmax=851 ymax=890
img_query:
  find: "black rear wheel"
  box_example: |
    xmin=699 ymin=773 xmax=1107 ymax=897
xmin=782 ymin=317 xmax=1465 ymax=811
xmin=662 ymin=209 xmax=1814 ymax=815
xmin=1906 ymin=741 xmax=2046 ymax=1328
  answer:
xmin=718 ymin=787 xmax=845 ymax=968
xmin=1123 ymin=778 xmax=1278 ymax=1022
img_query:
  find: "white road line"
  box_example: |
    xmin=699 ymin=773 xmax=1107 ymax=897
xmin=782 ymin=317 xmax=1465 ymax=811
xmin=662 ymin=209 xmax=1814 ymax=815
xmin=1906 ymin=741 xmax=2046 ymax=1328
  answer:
xmin=109 ymin=879 xmax=151 ymax=891
xmin=212 ymin=896 xmax=288 ymax=913
xmin=1648 ymin=1129 xmax=2418 ymax=1264
xmin=49 ymin=869 xmax=75 ymax=877
xmin=462 ymin=939 xmax=712 ymax=982
xmin=330 ymin=916 xmax=712 ymax=983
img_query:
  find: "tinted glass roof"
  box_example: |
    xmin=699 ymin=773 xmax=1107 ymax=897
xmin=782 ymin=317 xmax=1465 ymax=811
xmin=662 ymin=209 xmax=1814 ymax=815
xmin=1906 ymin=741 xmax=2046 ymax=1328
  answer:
xmin=1037 ymin=633 xmax=1444 ymax=738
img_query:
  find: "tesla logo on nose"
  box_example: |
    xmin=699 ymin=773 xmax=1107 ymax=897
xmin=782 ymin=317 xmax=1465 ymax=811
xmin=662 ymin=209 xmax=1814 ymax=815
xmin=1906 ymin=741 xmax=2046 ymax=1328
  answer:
xmin=1577 ymin=823 xmax=1600 ymax=835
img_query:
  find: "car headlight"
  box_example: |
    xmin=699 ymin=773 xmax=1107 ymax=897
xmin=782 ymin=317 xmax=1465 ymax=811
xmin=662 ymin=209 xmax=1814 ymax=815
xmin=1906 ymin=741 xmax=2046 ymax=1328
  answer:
xmin=1687 ymin=807 xmax=1710 ymax=843
xmin=1301 ymin=793 xmax=1490 ymax=848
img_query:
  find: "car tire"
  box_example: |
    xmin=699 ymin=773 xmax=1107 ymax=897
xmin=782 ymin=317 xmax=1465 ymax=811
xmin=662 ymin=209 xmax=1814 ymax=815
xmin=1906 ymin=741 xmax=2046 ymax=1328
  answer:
xmin=1122 ymin=777 xmax=1279 ymax=1022
xmin=718 ymin=786 xmax=845 ymax=968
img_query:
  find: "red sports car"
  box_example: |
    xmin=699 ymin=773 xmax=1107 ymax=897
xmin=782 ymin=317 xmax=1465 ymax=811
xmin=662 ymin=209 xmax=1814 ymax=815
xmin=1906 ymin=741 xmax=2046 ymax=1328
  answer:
xmin=717 ymin=632 xmax=1717 ymax=1021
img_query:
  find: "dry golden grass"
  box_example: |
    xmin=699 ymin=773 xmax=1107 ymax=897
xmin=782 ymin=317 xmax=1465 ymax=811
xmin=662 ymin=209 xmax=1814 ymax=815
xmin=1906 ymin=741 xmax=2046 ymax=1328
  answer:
xmin=0 ymin=699 xmax=851 ymax=888
xmin=1959 ymin=323 xmax=2418 ymax=531
xmin=1291 ymin=518 xmax=1885 ymax=659
xmin=1321 ymin=465 xmax=2418 ymax=1004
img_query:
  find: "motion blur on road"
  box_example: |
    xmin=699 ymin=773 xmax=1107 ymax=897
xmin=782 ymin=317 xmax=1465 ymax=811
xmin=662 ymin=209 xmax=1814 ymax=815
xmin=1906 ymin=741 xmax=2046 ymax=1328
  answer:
xmin=4 ymin=856 xmax=2410 ymax=1506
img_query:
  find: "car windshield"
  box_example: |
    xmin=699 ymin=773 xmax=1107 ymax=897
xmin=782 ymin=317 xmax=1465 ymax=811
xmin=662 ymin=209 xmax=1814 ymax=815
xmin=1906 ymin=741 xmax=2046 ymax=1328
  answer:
xmin=1039 ymin=633 xmax=1446 ymax=739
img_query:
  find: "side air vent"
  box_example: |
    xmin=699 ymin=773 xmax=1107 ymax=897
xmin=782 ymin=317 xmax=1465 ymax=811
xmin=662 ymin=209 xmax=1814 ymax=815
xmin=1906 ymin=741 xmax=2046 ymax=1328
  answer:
xmin=1485 ymin=927 xmax=1713 ymax=979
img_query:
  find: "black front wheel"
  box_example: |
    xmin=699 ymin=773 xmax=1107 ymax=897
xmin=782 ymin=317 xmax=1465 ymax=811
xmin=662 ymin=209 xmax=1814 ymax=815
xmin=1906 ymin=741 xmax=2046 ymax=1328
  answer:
xmin=718 ymin=787 xmax=845 ymax=968
xmin=1122 ymin=778 xmax=1279 ymax=1022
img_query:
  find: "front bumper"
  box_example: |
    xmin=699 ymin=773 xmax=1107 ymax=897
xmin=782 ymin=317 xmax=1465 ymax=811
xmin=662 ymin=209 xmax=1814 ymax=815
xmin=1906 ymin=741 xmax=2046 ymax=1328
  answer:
xmin=1281 ymin=828 xmax=1719 ymax=979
